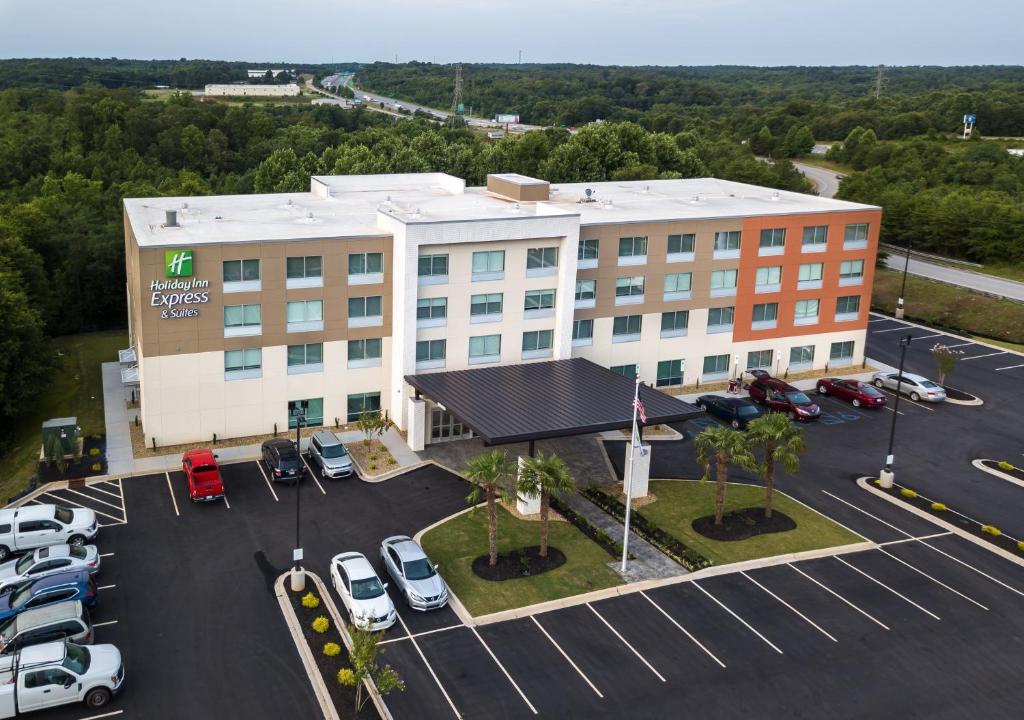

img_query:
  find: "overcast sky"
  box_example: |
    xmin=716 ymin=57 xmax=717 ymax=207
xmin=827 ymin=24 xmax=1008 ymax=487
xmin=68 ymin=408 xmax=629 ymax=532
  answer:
xmin=1 ymin=0 xmax=1021 ymax=66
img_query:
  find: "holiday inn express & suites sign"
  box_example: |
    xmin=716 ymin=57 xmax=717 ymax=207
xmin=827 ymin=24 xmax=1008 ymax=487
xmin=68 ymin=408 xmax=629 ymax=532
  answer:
xmin=151 ymin=248 xmax=210 ymax=318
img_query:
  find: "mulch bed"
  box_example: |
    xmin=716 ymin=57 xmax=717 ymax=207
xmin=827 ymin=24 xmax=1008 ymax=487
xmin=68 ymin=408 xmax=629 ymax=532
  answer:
xmin=288 ymin=587 xmax=379 ymax=720
xmin=692 ymin=508 xmax=796 ymax=542
xmin=979 ymin=459 xmax=1024 ymax=483
xmin=943 ymin=385 xmax=978 ymax=402
xmin=37 ymin=436 xmax=108 ymax=482
xmin=471 ymin=546 xmax=566 ymax=581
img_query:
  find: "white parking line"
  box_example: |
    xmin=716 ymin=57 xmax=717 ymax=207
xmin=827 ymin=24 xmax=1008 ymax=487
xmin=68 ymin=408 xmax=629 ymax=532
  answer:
xmin=872 ymin=326 xmax=912 ymax=333
xmin=394 ymin=612 xmax=462 ymax=719
xmin=879 ymin=532 xmax=952 ymax=546
xmin=468 ymin=625 xmax=539 ymax=714
xmin=867 ymin=318 xmax=889 ymax=323
xmin=942 ymin=342 xmax=976 ymax=349
xmin=880 ymin=405 xmax=905 ymax=416
xmin=300 ymin=456 xmax=327 ymax=496
xmin=587 ymin=604 xmax=667 ymax=681
xmin=962 ymin=351 xmax=1007 ymax=361
xmin=918 ymin=540 xmax=1024 ymax=599
xmin=91 ymin=620 xmax=118 ymax=628
xmin=378 ymin=624 xmax=465 ymax=645
xmin=42 ymin=494 xmax=123 ymax=523
xmin=164 ymin=472 xmax=179 ymax=517
xmin=874 ymin=387 xmax=936 ymax=411
xmin=878 ymin=548 xmax=989 ymax=611
xmin=909 ymin=333 xmax=945 ymax=340
xmin=834 ymin=556 xmax=940 ymax=620
xmin=223 ymin=494 xmax=231 ymax=509
xmin=99 ymin=553 xmax=115 ymax=558
xmin=255 ymin=461 xmax=280 ymax=502
xmin=530 ymin=616 xmax=604 ymax=697
xmin=821 ymin=489 xmax=913 ymax=538
xmin=996 ymin=363 xmax=1024 ymax=371
xmin=740 ymin=571 xmax=838 ymax=642
xmin=691 ymin=582 xmax=784 ymax=655
xmin=788 ymin=563 xmax=890 ymax=630
xmin=639 ymin=591 xmax=726 ymax=668
xmin=89 ymin=485 xmax=123 ymax=501
xmin=78 ymin=711 xmax=123 ymax=720
xmin=65 ymin=488 xmax=124 ymax=513
xmin=97 ymin=584 xmax=116 ymax=591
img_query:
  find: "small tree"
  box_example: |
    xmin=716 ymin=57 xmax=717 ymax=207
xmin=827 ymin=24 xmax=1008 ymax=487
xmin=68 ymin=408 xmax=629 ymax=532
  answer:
xmin=931 ymin=343 xmax=963 ymax=386
xmin=464 ymin=449 xmax=515 ymax=566
xmin=45 ymin=432 xmax=67 ymax=474
xmin=338 ymin=620 xmax=405 ymax=713
xmin=357 ymin=410 xmax=381 ymax=445
xmin=693 ymin=426 xmax=753 ymax=526
xmin=744 ymin=413 xmax=805 ymax=519
xmin=517 ymin=451 xmax=576 ymax=557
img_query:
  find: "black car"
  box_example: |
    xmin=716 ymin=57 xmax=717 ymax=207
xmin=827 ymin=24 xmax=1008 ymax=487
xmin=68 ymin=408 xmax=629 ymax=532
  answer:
xmin=261 ymin=439 xmax=303 ymax=482
xmin=695 ymin=395 xmax=766 ymax=429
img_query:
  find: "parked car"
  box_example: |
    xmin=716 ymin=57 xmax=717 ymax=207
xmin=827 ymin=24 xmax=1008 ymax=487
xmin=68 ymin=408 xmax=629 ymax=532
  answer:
xmin=0 ymin=601 xmax=93 ymax=654
xmin=871 ymin=371 xmax=947 ymax=402
xmin=380 ymin=536 xmax=448 ymax=611
xmin=816 ymin=378 xmax=887 ymax=408
xmin=329 ymin=552 xmax=396 ymax=631
xmin=307 ymin=431 xmax=354 ymax=479
xmin=0 ymin=640 xmax=124 ymax=714
xmin=181 ymin=449 xmax=224 ymax=502
xmin=748 ymin=377 xmax=821 ymax=421
xmin=0 ymin=507 xmax=98 ymax=562
xmin=0 ymin=572 xmax=98 ymax=623
xmin=695 ymin=395 xmax=766 ymax=429
xmin=261 ymin=439 xmax=303 ymax=483
xmin=0 ymin=546 xmax=100 ymax=593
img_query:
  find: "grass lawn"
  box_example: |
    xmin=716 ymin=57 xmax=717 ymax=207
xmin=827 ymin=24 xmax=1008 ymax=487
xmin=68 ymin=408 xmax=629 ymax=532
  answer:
xmin=871 ymin=268 xmax=1024 ymax=345
xmin=0 ymin=330 xmax=126 ymax=502
xmin=639 ymin=481 xmax=864 ymax=566
xmin=421 ymin=505 xmax=622 ymax=617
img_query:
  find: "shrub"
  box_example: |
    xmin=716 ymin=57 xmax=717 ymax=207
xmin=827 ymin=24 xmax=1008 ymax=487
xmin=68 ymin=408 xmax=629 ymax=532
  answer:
xmin=981 ymin=525 xmax=1002 ymax=537
xmin=549 ymin=495 xmax=627 ymax=559
xmin=90 ymin=463 xmax=102 ymax=472
xmin=323 ymin=642 xmax=342 ymax=657
xmin=998 ymin=460 xmax=1016 ymax=472
xmin=312 ymin=616 xmax=330 ymax=633
xmin=369 ymin=463 xmax=377 ymax=471
xmin=337 ymin=667 xmax=355 ymax=685
xmin=368 ymin=452 xmax=378 ymax=462
xmin=301 ymin=592 xmax=321 ymax=609
xmin=1017 ymin=540 xmax=1024 ymax=553
xmin=385 ymin=454 xmax=396 ymax=465
xmin=931 ymin=502 xmax=947 ymax=511
xmin=900 ymin=488 xmax=917 ymax=498
xmin=88 ymin=448 xmax=101 ymax=457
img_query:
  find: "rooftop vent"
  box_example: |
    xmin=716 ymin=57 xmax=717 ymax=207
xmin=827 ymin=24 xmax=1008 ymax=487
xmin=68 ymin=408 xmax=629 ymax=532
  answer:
xmin=690 ymin=195 xmax=701 ymax=204
xmin=164 ymin=209 xmax=178 ymax=227
xmin=579 ymin=188 xmax=597 ymax=204
xmin=603 ymin=199 xmax=614 ymax=209
xmin=771 ymin=191 xmax=781 ymax=201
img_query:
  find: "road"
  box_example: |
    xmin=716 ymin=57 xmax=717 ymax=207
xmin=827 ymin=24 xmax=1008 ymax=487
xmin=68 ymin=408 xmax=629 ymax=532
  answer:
xmin=882 ymin=254 xmax=1024 ymax=303
xmin=792 ymin=161 xmax=845 ymax=198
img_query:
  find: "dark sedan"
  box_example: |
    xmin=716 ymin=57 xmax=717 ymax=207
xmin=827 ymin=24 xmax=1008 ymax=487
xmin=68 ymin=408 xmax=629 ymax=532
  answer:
xmin=816 ymin=378 xmax=887 ymax=408
xmin=695 ymin=395 xmax=766 ymax=429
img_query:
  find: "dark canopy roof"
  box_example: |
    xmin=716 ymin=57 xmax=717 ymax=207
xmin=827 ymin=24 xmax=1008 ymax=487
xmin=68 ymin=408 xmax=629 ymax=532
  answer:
xmin=405 ymin=358 xmax=702 ymax=445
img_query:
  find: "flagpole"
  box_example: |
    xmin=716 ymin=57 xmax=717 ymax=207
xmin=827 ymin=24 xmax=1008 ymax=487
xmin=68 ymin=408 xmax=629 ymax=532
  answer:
xmin=621 ymin=378 xmax=640 ymax=573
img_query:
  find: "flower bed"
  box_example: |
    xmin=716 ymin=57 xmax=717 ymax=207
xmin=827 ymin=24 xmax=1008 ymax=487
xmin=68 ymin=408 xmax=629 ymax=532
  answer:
xmin=942 ymin=385 xmax=979 ymax=402
xmin=549 ymin=495 xmax=627 ymax=559
xmin=348 ymin=439 xmax=397 ymax=477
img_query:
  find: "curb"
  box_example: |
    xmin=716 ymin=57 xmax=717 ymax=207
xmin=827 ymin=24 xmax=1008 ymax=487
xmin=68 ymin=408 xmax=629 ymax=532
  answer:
xmin=971 ymin=459 xmax=1024 ymax=490
xmin=274 ymin=574 xmax=340 ymax=720
xmin=943 ymin=386 xmax=984 ymax=407
xmin=855 ymin=477 xmax=1024 ymax=570
xmin=413 ymin=505 xmax=479 ymax=627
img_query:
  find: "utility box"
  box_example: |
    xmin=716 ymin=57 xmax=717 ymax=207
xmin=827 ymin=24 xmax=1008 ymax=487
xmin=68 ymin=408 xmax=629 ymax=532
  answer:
xmin=41 ymin=417 xmax=80 ymax=456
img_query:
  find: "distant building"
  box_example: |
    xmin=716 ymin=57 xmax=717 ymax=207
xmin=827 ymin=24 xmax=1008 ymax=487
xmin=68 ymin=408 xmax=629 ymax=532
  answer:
xmin=1008 ymin=149 xmax=1024 ymax=158
xmin=247 ymin=69 xmax=291 ymax=78
xmin=312 ymin=98 xmax=350 ymax=107
xmin=205 ymin=84 xmax=301 ymax=97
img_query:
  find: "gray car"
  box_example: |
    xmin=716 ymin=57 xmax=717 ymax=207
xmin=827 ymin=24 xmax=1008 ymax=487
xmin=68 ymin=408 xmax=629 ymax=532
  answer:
xmin=871 ymin=371 xmax=947 ymax=402
xmin=380 ymin=536 xmax=448 ymax=611
xmin=308 ymin=431 xmax=354 ymax=479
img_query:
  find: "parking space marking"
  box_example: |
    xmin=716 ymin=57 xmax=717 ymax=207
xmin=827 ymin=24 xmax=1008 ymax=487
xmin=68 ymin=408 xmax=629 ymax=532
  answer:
xmin=996 ymin=363 xmax=1024 ymax=371
xmin=942 ymin=342 xmax=976 ymax=348
xmin=65 ymin=487 xmax=124 ymax=513
xmin=92 ymin=620 xmax=118 ymax=628
xmin=873 ymin=387 xmax=936 ymax=411
xmin=394 ymin=612 xmax=462 ymax=719
xmin=740 ymin=571 xmax=837 ymax=642
xmin=918 ymin=540 xmax=1024 ymax=599
xmin=867 ymin=318 xmax=889 ymax=323
xmin=97 ymin=584 xmax=116 ymax=591
xmin=530 ymin=616 xmax=604 ymax=698
xmin=164 ymin=472 xmax=180 ymax=517
xmin=89 ymin=485 xmax=123 ymax=501
xmin=300 ymin=456 xmax=327 ymax=496
xmin=691 ymin=582 xmax=784 ymax=654
xmin=909 ymin=333 xmax=945 ymax=340
xmin=586 ymin=604 xmax=667 ymax=681
xmin=834 ymin=556 xmax=940 ymax=619
xmin=255 ymin=461 xmax=281 ymax=502
xmin=378 ymin=624 xmax=465 ymax=646
xmin=878 ymin=549 xmax=989 ymax=610
xmin=223 ymin=494 xmax=231 ymax=509
xmin=880 ymin=532 xmax=952 ymax=546
xmin=639 ymin=591 xmax=726 ymax=668
xmin=77 ymin=711 xmax=123 ymax=720
xmin=468 ymin=625 xmax=539 ymax=713
xmin=873 ymin=326 xmax=914 ymax=333
xmin=41 ymin=493 xmax=124 ymax=525
xmin=100 ymin=552 xmax=115 ymax=558
xmin=821 ymin=490 xmax=913 ymax=538
xmin=788 ymin=563 xmax=890 ymax=630
xmin=962 ymin=351 xmax=1007 ymax=361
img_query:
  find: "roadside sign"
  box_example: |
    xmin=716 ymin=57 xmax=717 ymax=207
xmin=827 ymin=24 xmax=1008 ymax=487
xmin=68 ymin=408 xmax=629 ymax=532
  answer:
xmin=496 ymin=114 xmax=520 ymax=123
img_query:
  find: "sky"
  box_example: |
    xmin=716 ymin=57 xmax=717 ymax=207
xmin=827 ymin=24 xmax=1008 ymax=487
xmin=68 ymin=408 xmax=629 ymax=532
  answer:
xmin=1 ymin=0 xmax=1021 ymax=66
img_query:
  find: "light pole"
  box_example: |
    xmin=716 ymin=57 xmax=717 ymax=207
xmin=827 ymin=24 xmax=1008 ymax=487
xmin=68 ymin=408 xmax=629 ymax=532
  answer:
xmin=290 ymin=404 xmax=306 ymax=591
xmin=895 ymin=235 xmax=912 ymax=320
xmin=879 ymin=334 xmax=912 ymax=488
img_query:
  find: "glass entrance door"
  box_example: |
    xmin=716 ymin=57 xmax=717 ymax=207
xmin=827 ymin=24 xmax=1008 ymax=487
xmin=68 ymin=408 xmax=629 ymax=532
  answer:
xmin=430 ymin=408 xmax=468 ymax=442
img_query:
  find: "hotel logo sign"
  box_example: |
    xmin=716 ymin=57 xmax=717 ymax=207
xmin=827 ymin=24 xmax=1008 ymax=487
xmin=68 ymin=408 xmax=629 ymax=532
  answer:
xmin=165 ymin=250 xmax=193 ymax=278
xmin=152 ymin=249 xmax=209 ymax=319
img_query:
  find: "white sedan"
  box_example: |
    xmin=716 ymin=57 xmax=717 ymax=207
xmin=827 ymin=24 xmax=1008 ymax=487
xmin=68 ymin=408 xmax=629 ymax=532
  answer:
xmin=329 ymin=552 xmax=396 ymax=631
xmin=0 ymin=545 xmax=100 ymax=592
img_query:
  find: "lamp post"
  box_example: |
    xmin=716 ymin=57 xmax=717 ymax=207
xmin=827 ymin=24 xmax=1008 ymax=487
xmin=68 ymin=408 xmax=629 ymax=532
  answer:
xmin=290 ymin=404 xmax=306 ymax=591
xmin=879 ymin=334 xmax=912 ymax=488
xmin=895 ymin=235 xmax=912 ymax=320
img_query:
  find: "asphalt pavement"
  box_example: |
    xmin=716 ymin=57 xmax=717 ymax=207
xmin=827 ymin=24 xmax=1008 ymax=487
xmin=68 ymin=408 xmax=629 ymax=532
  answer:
xmin=791 ymin=161 xmax=845 ymax=198
xmin=881 ymin=254 xmax=1024 ymax=303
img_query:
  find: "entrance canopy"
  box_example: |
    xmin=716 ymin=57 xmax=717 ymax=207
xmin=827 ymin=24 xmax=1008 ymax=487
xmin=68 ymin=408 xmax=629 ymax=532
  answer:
xmin=405 ymin=358 xmax=702 ymax=445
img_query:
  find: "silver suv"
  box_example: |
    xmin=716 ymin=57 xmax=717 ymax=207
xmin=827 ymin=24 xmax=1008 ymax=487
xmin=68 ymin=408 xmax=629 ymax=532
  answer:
xmin=308 ymin=431 xmax=354 ymax=479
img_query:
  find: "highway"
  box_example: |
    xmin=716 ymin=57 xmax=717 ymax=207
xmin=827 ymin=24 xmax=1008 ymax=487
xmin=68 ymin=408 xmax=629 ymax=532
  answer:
xmin=882 ymin=252 xmax=1024 ymax=303
xmin=792 ymin=161 xmax=845 ymax=198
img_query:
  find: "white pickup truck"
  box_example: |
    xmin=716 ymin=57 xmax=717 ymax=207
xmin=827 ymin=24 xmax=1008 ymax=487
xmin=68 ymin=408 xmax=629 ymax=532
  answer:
xmin=0 ymin=506 xmax=98 ymax=562
xmin=0 ymin=640 xmax=124 ymax=717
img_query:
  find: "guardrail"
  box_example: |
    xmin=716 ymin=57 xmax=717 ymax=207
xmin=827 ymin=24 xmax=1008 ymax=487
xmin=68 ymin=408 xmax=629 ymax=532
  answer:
xmin=880 ymin=243 xmax=983 ymax=269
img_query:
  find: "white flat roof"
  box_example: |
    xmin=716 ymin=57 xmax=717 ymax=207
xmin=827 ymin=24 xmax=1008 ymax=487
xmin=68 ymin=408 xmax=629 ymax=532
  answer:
xmin=125 ymin=173 xmax=878 ymax=248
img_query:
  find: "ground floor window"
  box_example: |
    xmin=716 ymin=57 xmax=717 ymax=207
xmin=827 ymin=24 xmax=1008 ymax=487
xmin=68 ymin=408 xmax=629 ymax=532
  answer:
xmin=610 ymin=364 xmax=638 ymax=379
xmin=288 ymin=398 xmax=323 ymax=428
xmin=702 ymin=354 xmax=729 ymax=377
xmin=346 ymin=392 xmax=381 ymax=423
xmin=790 ymin=345 xmax=815 ymax=366
xmin=830 ymin=341 xmax=855 ymax=364
xmin=431 ymin=408 xmax=468 ymax=442
xmin=747 ymin=349 xmax=773 ymax=370
xmin=656 ymin=360 xmax=683 ymax=387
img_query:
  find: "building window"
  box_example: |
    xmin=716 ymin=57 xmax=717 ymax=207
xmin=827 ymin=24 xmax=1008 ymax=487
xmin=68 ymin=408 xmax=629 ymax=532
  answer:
xmin=618 ymin=236 xmax=648 ymax=262
xmin=802 ymin=225 xmax=828 ymax=251
xmin=223 ymin=259 xmax=260 ymax=283
xmin=663 ymin=272 xmax=692 ymax=300
xmin=794 ymin=299 xmax=820 ymax=325
xmin=289 ymin=398 xmax=324 ymax=428
xmin=524 ymin=289 xmax=556 ymax=315
xmin=661 ymin=310 xmax=689 ymax=338
xmin=839 ymin=259 xmax=865 ymax=285
xmin=707 ymin=306 xmax=735 ymax=333
xmin=526 ymin=247 xmax=558 ymax=276
xmin=224 ymin=348 xmax=262 ymax=380
xmin=755 ymin=266 xmax=782 ymax=293
xmin=415 ymin=339 xmax=446 ymax=369
xmin=348 ymin=338 xmax=382 ymax=369
xmin=575 ymin=280 xmax=596 ymax=303
xmin=469 ymin=334 xmax=501 ymax=363
xmin=798 ymin=262 xmax=824 ymax=290
xmin=286 ymin=256 xmax=323 ymax=287
xmin=713 ymin=231 xmax=741 ymax=257
xmin=759 ymin=228 xmax=786 ymax=255
xmin=348 ymin=295 xmax=383 ymax=327
xmin=522 ymin=330 xmax=553 ymax=358
xmin=572 ymin=319 xmax=593 ymax=346
xmin=667 ymin=234 xmax=695 ymax=259
xmin=710 ymin=269 xmax=738 ymax=297
xmin=702 ymin=354 xmax=730 ymax=378
xmin=472 ymin=250 xmax=505 ymax=280
xmin=836 ymin=295 xmax=861 ymax=321
xmin=578 ymin=239 xmax=599 ymax=268
xmin=612 ymin=314 xmax=642 ymax=342
xmin=790 ymin=345 xmax=815 ymax=368
xmin=656 ymin=360 xmax=683 ymax=387
xmin=286 ymin=300 xmax=324 ymax=332
xmin=224 ymin=304 xmax=261 ymax=337
xmin=346 ymin=392 xmax=381 ymax=423
xmin=348 ymin=252 xmax=383 ymax=284
xmin=417 ymin=254 xmax=449 ymax=285
xmin=843 ymin=223 xmax=869 ymax=249
xmin=747 ymin=350 xmax=773 ymax=370
xmin=615 ymin=276 xmax=645 ymax=305
xmin=470 ymin=293 xmax=503 ymax=322
xmin=830 ymin=340 xmax=855 ymax=364
xmin=610 ymin=364 xmax=638 ymax=379
xmin=288 ymin=343 xmax=323 ymax=374
xmin=752 ymin=302 xmax=778 ymax=329
xmin=416 ymin=297 xmax=447 ymax=328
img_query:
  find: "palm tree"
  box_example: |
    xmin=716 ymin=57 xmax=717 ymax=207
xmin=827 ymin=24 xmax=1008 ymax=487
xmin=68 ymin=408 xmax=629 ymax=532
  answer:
xmin=693 ymin=425 xmax=753 ymax=526
xmin=744 ymin=413 xmax=805 ymax=519
xmin=463 ymin=449 xmax=515 ymax=566
xmin=517 ymin=451 xmax=576 ymax=558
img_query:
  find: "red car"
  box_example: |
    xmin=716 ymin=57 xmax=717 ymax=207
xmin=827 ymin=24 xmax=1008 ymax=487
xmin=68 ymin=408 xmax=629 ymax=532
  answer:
xmin=816 ymin=378 xmax=887 ymax=408
xmin=748 ymin=376 xmax=821 ymax=421
xmin=182 ymin=449 xmax=225 ymax=502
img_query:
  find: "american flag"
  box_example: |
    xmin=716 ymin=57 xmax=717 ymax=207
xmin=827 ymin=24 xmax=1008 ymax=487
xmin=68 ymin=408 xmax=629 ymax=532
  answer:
xmin=633 ymin=396 xmax=647 ymax=424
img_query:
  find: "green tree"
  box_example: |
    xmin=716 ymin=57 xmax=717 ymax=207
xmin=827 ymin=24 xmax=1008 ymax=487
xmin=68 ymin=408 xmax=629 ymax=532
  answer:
xmin=0 ymin=268 xmax=53 ymax=425
xmin=743 ymin=413 xmax=805 ymax=519
xmin=516 ymin=451 xmax=575 ymax=557
xmin=931 ymin=343 xmax=963 ymax=386
xmin=464 ymin=449 xmax=515 ymax=566
xmin=750 ymin=125 xmax=775 ymax=156
xmin=693 ymin=426 xmax=752 ymax=526
xmin=782 ymin=125 xmax=814 ymax=158
xmin=338 ymin=621 xmax=405 ymax=713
